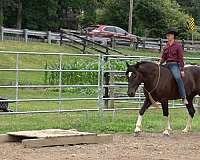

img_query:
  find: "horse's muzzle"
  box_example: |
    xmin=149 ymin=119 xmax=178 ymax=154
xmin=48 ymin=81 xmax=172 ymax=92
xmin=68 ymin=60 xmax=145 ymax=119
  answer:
xmin=128 ymin=92 xmax=135 ymax=97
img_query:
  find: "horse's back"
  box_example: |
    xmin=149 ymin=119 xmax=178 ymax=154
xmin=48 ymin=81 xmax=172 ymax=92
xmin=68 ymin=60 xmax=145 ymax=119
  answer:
xmin=185 ymin=65 xmax=200 ymax=95
xmin=159 ymin=64 xmax=200 ymax=98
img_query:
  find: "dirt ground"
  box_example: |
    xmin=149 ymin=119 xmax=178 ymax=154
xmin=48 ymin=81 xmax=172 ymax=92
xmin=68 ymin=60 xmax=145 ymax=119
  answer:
xmin=1 ymin=132 xmax=200 ymax=160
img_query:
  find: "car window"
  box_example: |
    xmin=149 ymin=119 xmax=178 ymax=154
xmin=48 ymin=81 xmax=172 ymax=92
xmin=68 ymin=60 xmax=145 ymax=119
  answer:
xmin=104 ymin=27 xmax=116 ymax=33
xmin=116 ymin=27 xmax=127 ymax=34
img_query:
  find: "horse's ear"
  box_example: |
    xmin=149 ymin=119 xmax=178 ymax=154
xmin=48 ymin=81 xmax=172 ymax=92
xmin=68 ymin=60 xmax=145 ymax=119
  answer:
xmin=126 ymin=62 xmax=129 ymax=67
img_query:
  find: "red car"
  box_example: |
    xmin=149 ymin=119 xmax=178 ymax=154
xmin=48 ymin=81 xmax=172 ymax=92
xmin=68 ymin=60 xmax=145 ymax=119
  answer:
xmin=85 ymin=25 xmax=137 ymax=46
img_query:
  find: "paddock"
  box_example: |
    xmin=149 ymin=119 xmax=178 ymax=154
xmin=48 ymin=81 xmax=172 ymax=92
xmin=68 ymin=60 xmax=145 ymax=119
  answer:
xmin=0 ymin=50 xmax=200 ymax=160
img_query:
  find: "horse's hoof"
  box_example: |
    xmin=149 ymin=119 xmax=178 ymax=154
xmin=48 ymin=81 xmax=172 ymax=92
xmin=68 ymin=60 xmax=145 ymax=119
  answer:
xmin=182 ymin=128 xmax=190 ymax=133
xmin=163 ymin=133 xmax=170 ymax=137
xmin=163 ymin=130 xmax=170 ymax=136
xmin=134 ymin=131 xmax=141 ymax=137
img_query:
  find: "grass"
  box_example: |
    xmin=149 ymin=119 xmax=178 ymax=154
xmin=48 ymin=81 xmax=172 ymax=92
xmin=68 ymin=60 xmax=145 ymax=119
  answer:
xmin=0 ymin=40 xmax=200 ymax=134
xmin=0 ymin=108 xmax=200 ymax=134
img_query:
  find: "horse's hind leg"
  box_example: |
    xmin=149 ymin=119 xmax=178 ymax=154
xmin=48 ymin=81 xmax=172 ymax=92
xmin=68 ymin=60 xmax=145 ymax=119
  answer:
xmin=182 ymin=99 xmax=195 ymax=133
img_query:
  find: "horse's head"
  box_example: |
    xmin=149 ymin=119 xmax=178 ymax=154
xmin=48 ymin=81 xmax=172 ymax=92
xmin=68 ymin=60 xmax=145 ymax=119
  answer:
xmin=126 ymin=62 xmax=142 ymax=97
xmin=126 ymin=61 xmax=159 ymax=97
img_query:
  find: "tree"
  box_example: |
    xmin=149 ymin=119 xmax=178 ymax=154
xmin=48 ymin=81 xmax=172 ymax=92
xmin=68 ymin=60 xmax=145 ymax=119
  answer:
xmin=78 ymin=0 xmax=105 ymax=28
xmin=0 ymin=0 xmax=16 ymax=26
xmin=22 ymin=0 xmax=60 ymax=30
xmin=16 ymin=0 xmax=22 ymax=29
xmin=0 ymin=1 xmax=3 ymax=26
xmin=176 ymin=0 xmax=200 ymax=25
xmin=134 ymin=0 xmax=189 ymax=37
xmin=100 ymin=0 xmax=130 ymax=30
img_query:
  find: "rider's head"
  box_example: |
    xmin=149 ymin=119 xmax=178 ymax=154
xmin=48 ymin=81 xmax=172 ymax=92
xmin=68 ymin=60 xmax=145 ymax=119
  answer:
xmin=166 ymin=28 xmax=177 ymax=42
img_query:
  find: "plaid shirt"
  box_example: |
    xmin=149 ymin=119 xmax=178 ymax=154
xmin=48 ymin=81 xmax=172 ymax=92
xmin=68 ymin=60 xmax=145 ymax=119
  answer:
xmin=160 ymin=41 xmax=184 ymax=71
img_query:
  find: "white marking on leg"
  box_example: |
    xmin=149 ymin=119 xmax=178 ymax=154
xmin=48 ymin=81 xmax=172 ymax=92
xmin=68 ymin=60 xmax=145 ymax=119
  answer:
xmin=163 ymin=116 xmax=171 ymax=136
xmin=166 ymin=116 xmax=172 ymax=131
xmin=182 ymin=114 xmax=192 ymax=133
xmin=134 ymin=114 xmax=143 ymax=133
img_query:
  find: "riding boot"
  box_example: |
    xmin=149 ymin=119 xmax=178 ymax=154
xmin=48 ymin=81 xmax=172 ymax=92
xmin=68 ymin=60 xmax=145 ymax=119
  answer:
xmin=182 ymin=98 xmax=188 ymax=105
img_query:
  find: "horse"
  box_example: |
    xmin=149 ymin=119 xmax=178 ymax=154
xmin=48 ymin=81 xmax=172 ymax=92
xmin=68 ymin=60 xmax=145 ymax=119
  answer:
xmin=126 ymin=61 xmax=200 ymax=136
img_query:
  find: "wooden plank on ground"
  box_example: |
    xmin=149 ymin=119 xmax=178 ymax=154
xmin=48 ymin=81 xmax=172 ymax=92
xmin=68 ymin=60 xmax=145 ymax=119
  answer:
xmin=6 ymin=129 xmax=113 ymax=148
xmin=0 ymin=134 xmax=17 ymax=143
xmin=96 ymin=134 xmax=113 ymax=144
xmin=7 ymin=129 xmax=96 ymax=138
xmin=22 ymin=134 xmax=112 ymax=148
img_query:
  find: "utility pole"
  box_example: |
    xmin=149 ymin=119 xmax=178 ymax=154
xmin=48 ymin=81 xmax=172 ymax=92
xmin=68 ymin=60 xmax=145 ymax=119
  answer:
xmin=128 ymin=0 xmax=133 ymax=34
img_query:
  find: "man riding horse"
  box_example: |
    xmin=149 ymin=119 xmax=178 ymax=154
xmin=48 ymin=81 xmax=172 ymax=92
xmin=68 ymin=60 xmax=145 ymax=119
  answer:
xmin=158 ymin=28 xmax=188 ymax=105
xmin=126 ymin=28 xmax=200 ymax=136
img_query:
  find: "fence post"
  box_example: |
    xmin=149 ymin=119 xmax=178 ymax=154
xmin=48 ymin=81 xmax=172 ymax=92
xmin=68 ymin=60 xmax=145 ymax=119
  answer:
xmin=60 ymin=31 xmax=63 ymax=46
xmin=0 ymin=26 xmax=3 ymax=41
xmin=108 ymin=60 xmax=114 ymax=108
xmin=97 ymin=54 xmax=105 ymax=113
xmin=142 ymin=38 xmax=145 ymax=49
xmin=104 ymin=72 xmax=109 ymax=108
xmin=159 ymin=38 xmax=163 ymax=53
xmin=83 ymin=38 xmax=86 ymax=54
xmin=111 ymin=37 xmax=115 ymax=48
xmin=58 ymin=54 xmax=62 ymax=111
xmin=136 ymin=37 xmax=139 ymax=50
xmin=182 ymin=39 xmax=185 ymax=51
xmin=24 ymin=29 xmax=28 ymax=43
xmin=47 ymin=31 xmax=51 ymax=44
xmin=15 ymin=53 xmax=19 ymax=112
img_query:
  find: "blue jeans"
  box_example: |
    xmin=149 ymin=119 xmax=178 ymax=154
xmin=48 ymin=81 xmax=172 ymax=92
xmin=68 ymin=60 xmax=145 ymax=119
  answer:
xmin=167 ymin=63 xmax=186 ymax=98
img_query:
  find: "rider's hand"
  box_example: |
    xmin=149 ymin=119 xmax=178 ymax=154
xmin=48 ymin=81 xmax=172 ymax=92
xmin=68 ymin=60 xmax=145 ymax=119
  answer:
xmin=181 ymin=71 xmax=185 ymax=77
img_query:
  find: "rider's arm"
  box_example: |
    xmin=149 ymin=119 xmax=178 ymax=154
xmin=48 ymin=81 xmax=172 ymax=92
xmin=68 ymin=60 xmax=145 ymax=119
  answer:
xmin=159 ymin=50 xmax=167 ymax=64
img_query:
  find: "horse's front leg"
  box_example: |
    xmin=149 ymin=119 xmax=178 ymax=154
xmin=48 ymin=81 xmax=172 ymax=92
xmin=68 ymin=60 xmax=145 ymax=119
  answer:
xmin=182 ymin=99 xmax=195 ymax=133
xmin=161 ymin=101 xmax=172 ymax=136
xmin=134 ymin=98 xmax=151 ymax=134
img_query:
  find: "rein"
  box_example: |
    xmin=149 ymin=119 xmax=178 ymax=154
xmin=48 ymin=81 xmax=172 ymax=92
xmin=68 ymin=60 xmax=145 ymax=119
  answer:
xmin=144 ymin=64 xmax=161 ymax=107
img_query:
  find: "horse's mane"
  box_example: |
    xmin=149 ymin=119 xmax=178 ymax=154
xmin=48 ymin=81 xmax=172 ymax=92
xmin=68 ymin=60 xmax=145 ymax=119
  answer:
xmin=135 ymin=61 xmax=155 ymax=68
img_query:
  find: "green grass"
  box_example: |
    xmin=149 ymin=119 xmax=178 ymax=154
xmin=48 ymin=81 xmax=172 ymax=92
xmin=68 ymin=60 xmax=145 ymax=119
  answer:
xmin=0 ymin=40 xmax=200 ymax=134
xmin=0 ymin=109 xmax=200 ymax=134
xmin=0 ymin=40 xmax=79 ymax=53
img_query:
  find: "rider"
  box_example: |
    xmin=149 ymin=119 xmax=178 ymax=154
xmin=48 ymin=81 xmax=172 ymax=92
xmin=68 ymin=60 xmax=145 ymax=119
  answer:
xmin=158 ymin=28 xmax=188 ymax=105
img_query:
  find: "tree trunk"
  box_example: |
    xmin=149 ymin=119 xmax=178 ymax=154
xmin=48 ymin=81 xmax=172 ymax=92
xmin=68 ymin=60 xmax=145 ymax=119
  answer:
xmin=0 ymin=0 xmax=3 ymax=26
xmin=16 ymin=0 xmax=22 ymax=29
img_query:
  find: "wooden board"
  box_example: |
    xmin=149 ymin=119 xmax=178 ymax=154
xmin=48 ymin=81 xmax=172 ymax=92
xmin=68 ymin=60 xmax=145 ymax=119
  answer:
xmin=6 ymin=129 xmax=113 ymax=148
xmin=7 ymin=129 xmax=96 ymax=138
xmin=0 ymin=134 xmax=17 ymax=143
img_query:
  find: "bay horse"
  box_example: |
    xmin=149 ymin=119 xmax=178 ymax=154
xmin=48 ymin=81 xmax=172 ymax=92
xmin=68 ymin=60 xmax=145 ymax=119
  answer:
xmin=126 ymin=61 xmax=200 ymax=135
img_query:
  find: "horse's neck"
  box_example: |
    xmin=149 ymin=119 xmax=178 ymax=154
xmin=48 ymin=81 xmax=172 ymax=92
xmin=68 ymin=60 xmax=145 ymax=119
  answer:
xmin=140 ymin=65 xmax=158 ymax=92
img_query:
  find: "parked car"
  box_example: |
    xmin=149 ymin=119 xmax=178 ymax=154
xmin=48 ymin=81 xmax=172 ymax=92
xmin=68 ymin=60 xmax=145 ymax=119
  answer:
xmin=84 ymin=25 xmax=137 ymax=46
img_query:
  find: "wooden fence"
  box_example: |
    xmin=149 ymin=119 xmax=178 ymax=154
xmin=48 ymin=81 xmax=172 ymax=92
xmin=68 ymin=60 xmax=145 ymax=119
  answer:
xmin=1 ymin=26 xmax=200 ymax=52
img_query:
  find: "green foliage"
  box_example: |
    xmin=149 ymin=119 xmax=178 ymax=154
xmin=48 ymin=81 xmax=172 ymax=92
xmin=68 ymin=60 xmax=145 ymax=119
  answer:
xmin=134 ymin=0 xmax=189 ymax=38
xmin=2 ymin=0 xmax=199 ymax=38
xmin=46 ymin=59 xmax=98 ymax=85
xmin=98 ymin=0 xmax=129 ymax=29
xmin=177 ymin=0 xmax=200 ymax=25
